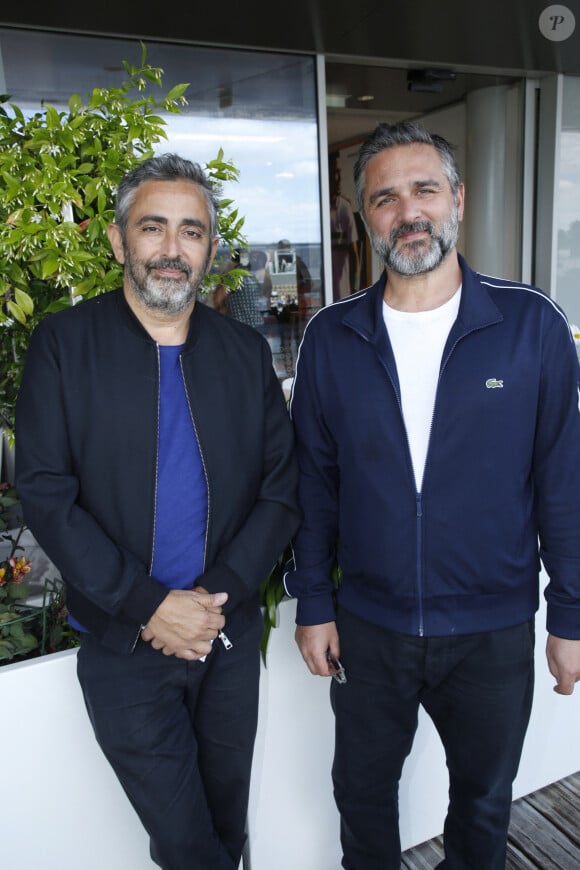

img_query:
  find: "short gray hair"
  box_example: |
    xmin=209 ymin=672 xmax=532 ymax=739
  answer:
xmin=354 ymin=121 xmax=461 ymax=217
xmin=114 ymin=153 xmax=220 ymax=239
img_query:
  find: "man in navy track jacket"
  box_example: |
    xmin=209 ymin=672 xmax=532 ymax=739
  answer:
xmin=285 ymin=121 xmax=580 ymax=870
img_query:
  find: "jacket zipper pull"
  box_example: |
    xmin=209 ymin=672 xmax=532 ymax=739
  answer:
xmin=218 ymin=630 xmax=233 ymax=650
xmin=131 ymin=624 xmax=146 ymax=652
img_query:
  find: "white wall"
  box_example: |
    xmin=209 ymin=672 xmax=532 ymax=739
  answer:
xmin=1 ymin=580 xmax=579 ymax=870
xmin=0 ymin=648 xmax=156 ymax=870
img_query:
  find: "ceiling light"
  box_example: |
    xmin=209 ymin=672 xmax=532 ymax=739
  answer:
xmin=357 ymin=94 xmax=375 ymax=103
xmin=326 ymin=94 xmax=350 ymax=109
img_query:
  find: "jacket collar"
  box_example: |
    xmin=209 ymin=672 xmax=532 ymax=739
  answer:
xmin=341 ymin=252 xmax=503 ymax=347
xmin=115 ymin=286 xmax=207 ymax=350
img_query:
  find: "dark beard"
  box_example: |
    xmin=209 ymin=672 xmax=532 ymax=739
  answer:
xmin=371 ymin=207 xmax=459 ymax=277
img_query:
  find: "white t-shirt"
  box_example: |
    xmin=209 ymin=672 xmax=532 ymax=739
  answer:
xmin=383 ymin=287 xmax=461 ymax=491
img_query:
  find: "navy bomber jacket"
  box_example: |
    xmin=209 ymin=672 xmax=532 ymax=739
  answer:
xmin=15 ymin=289 xmax=300 ymax=653
xmin=285 ymin=254 xmax=580 ymax=640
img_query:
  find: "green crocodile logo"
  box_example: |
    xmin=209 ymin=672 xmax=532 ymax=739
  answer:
xmin=485 ymin=378 xmax=504 ymax=389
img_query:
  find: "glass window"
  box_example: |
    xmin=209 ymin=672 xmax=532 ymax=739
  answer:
xmin=556 ymin=76 xmax=580 ymax=333
xmin=0 ymin=28 xmax=322 ymax=381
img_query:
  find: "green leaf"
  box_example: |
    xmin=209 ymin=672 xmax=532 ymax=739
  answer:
xmin=83 ymin=179 xmax=98 ymax=205
xmin=68 ymin=93 xmax=83 ymax=115
xmin=97 ymin=186 xmax=107 ymax=214
xmin=40 ymin=256 xmax=60 ymax=279
xmin=165 ymin=83 xmax=190 ymax=101
xmin=45 ymin=105 xmax=62 ymax=129
xmin=6 ymin=300 xmax=27 ymax=325
xmin=7 ymin=583 xmax=32 ymax=601
xmin=0 ymin=641 xmax=16 ymax=660
xmin=14 ymin=288 xmax=34 ymax=315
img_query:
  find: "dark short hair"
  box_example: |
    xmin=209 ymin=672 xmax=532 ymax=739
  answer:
xmin=115 ymin=153 xmax=220 ymax=239
xmin=354 ymin=121 xmax=461 ymax=217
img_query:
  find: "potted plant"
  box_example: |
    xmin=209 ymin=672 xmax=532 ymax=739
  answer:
xmin=0 ymin=482 xmax=76 ymax=663
xmin=0 ymin=483 xmax=37 ymax=661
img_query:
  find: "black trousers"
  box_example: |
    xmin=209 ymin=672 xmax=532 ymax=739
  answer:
xmin=77 ymin=611 xmax=263 ymax=870
xmin=331 ymin=609 xmax=535 ymax=870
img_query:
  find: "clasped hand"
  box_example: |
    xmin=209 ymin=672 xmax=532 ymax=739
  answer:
xmin=141 ymin=587 xmax=228 ymax=660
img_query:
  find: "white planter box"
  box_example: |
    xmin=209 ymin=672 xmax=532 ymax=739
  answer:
xmin=1 ymin=578 xmax=579 ymax=870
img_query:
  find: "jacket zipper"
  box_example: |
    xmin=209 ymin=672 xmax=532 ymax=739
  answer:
xmin=415 ymin=329 xmax=478 ymax=637
xmin=147 ymin=344 xmax=162 ymax=581
xmin=131 ymin=626 xmax=143 ymax=653
xmin=415 ymin=493 xmax=424 ymax=636
xmin=412 ymin=334 xmax=470 ymax=637
xmin=218 ymin=630 xmax=233 ymax=649
xmin=349 ymin=326 xmax=426 ymax=633
xmin=347 ymin=293 xmax=492 ymax=639
xmin=372 ymin=343 xmax=425 ymax=635
xmin=131 ymin=346 xmax=163 ymax=654
xmin=180 ymin=355 xmax=232 ymax=652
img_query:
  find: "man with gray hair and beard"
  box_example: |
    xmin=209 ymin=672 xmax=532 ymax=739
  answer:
xmin=285 ymin=121 xmax=580 ymax=869
xmin=15 ymin=153 xmax=300 ymax=870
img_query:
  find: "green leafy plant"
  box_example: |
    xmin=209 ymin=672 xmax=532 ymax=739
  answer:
xmin=260 ymin=544 xmax=293 ymax=663
xmin=0 ymin=484 xmax=79 ymax=663
xmin=0 ymin=482 xmax=19 ymax=531
xmin=0 ymin=532 xmax=79 ymax=665
xmin=0 ymin=523 xmax=38 ymax=661
xmin=0 ymin=43 xmax=247 ymax=442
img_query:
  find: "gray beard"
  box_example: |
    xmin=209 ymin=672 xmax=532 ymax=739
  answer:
xmin=125 ymin=253 xmax=209 ymax=315
xmin=371 ymin=207 xmax=459 ymax=277
xmin=133 ymin=272 xmax=197 ymax=315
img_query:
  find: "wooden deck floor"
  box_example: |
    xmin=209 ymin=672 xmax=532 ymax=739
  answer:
xmin=401 ymin=771 xmax=580 ymax=869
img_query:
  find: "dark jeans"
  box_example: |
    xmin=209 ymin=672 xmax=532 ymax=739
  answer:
xmin=331 ymin=609 xmax=535 ymax=870
xmin=77 ymin=611 xmax=263 ymax=870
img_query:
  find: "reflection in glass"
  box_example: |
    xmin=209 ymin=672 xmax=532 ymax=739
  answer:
xmin=159 ymin=114 xmax=323 ymax=380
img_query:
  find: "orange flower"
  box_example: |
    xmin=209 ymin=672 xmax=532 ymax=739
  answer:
xmin=0 ymin=566 xmax=6 ymax=586
xmin=8 ymin=556 xmax=32 ymax=584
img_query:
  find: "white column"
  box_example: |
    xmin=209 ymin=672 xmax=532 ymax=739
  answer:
xmin=464 ymin=84 xmax=523 ymax=279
